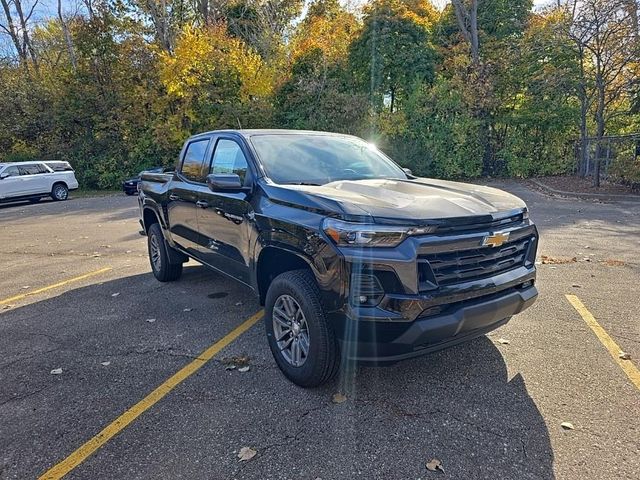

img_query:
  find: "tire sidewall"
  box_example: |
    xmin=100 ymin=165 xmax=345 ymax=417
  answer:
xmin=265 ymin=272 xmax=334 ymax=387
xmin=52 ymin=183 xmax=68 ymax=201
xmin=148 ymin=224 xmax=166 ymax=278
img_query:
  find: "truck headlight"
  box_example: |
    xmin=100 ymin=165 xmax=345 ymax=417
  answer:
xmin=322 ymin=218 xmax=435 ymax=247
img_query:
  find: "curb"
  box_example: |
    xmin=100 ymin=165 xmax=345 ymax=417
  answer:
xmin=528 ymin=179 xmax=640 ymax=203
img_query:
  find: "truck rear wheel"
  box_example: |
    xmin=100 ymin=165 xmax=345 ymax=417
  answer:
xmin=265 ymin=270 xmax=340 ymax=387
xmin=148 ymin=223 xmax=183 ymax=282
xmin=51 ymin=183 xmax=68 ymax=201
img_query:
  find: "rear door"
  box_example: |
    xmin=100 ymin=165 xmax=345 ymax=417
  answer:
xmin=196 ymin=137 xmax=254 ymax=284
xmin=18 ymin=163 xmax=51 ymax=195
xmin=166 ymin=137 xmax=212 ymax=256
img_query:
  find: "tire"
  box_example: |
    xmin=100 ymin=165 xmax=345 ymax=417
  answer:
xmin=147 ymin=223 xmax=183 ymax=282
xmin=51 ymin=183 xmax=69 ymax=201
xmin=265 ymin=269 xmax=340 ymax=387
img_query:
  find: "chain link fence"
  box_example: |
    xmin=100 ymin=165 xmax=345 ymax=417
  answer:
xmin=574 ymin=134 xmax=640 ymax=188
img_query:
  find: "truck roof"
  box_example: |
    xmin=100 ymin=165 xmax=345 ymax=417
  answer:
xmin=190 ymin=129 xmax=354 ymax=140
xmin=0 ymin=161 xmax=45 ymax=166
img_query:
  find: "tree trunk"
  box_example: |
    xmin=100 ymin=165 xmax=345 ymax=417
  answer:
xmin=452 ymin=0 xmax=490 ymax=171
xmin=12 ymin=0 xmax=38 ymax=69
xmin=146 ymin=0 xmax=173 ymax=53
xmin=58 ymin=0 xmax=77 ymax=71
xmin=199 ymin=0 xmax=209 ymax=25
xmin=593 ymin=73 xmax=606 ymax=188
xmin=578 ymin=47 xmax=589 ymax=177
xmin=0 ymin=0 xmax=28 ymax=64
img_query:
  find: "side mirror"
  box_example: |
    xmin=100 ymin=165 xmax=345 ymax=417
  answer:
xmin=206 ymin=173 xmax=243 ymax=192
xmin=0 ymin=173 xmax=9 ymax=180
xmin=402 ymin=168 xmax=413 ymax=177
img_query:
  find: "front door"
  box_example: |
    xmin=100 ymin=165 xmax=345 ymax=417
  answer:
xmin=0 ymin=166 xmax=23 ymax=199
xmin=166 ymin=137 xmax=211 ymax=256
xmin=197 ymin=137 xmax=253 ymax=285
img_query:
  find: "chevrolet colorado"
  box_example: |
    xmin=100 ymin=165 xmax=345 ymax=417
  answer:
xmin=138 ymin=130 xmax=538 ymax=387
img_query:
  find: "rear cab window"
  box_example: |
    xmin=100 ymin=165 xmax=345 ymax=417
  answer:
xmin=179 ymin=139 xmax=210 ymax=183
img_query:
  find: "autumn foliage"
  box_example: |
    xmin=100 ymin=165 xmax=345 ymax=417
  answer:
xmin=0 ymin=0 xmax=639 ymax=188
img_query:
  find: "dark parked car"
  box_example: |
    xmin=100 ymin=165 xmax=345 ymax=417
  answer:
xmin=138 ymin=130 xmax=538 ymax=387
xmin=122 ymin=167 xmax=164 ymax=195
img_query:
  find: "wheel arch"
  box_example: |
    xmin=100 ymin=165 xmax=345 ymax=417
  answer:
xmin=142 ymin=206 xmax=161 ymax=234
xmin=256 ymin=246 xmax=314 ymax=305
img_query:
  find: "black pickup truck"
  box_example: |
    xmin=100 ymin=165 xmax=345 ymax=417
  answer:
xmin=139 ymin=129 xmax=538 ymax=387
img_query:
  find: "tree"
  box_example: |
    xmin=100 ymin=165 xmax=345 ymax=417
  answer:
xmin=451 ymin=0 xmax=479 ymax=65
xmin=349 ymin=0 xmax=435 ymax=113
xmin=275 ymin=1 xmax=367 ymax=133
xmin=0 ymin=0 xmax=38 ymax=69
xmin=569 ymin=0 xmax=639 ymax=186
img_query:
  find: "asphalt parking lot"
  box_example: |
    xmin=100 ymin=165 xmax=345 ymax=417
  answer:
xmin=0 ymin=181 xmax=639 ymax=480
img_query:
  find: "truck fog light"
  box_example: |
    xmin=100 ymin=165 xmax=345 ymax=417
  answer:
xmin=350 ymin=273 xmax=384 ymax=307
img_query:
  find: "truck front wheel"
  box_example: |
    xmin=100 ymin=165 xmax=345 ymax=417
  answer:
xmin=148 ymin=223 xmax=183 ymax=282
xmin=265 ymin=270 xmax=340 ymax=387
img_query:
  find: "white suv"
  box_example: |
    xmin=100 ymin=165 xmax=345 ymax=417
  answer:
xmin=0 ymin=161 xmax=79 ymax=203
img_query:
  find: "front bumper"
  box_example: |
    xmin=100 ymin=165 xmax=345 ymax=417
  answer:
xmin=334 ymin=284 xmax=537 ymax=363
xmin=326 ymin=215 xmax=539 ymax=363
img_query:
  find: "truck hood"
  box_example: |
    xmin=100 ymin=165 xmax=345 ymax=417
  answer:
xmin=272 ymin=178 xmax=526 ymax=222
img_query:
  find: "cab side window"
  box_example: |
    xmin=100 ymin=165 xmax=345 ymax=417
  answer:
xmin=210 ymin=139 xmax=249 ymax=184
xmin=2 ymin=166 xmax=20 ymax=177
xmin=180 ymin=139 xmax=210 ymax=182
xmin=18 ymin=164 xmax=45 ymax=175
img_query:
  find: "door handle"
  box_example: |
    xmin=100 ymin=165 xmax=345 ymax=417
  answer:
xmin=196 ymin=200 xmax=209 ymax=209
xmin=169 ymin=193 xmax=180 ymax=201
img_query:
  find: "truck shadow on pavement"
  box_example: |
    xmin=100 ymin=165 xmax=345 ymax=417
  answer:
xmin=0 ymin=267 xmax=554 ymax=479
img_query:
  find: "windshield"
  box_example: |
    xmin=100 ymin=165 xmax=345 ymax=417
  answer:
xmin=249 ymin=134 xmax=407 ymax=185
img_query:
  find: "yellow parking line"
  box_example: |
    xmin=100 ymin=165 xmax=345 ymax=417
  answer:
xmin=566 ymin=294 xmax=640 ymax=391
xmin=39 ymin=310 xmax=264 ymax=480
xmin=0 ymin=267 xmax=113 ymax=306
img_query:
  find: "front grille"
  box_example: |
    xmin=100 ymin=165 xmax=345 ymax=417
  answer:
xmin=419 ymin=239 xmax=530 ymax=287
xmin=432 ymin=214 xmax=523 ymax=234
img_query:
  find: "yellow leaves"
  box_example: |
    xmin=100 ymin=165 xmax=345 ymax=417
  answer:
xmin=159 ymin=24 xmax=273 ymax=102
xmin=291 ymin=12 xmax=360 ymax=64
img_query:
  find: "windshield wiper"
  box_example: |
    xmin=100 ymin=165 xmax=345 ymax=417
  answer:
xmin=284 ymin=181 xmax=323 ymax=186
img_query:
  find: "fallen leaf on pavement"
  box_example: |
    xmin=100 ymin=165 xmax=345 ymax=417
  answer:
xmin=111 ymin=292 xmax=120 ymax=297
xmin=541 ymin=255 xmax=577 ymax=265
xmin=101 ymin=361 xmax=111 ymax=366
xmin=238 ymin=366 xmax=250 ymax=373
xmin=50 ymin=368 xmax=63 ymax=375
xmin=497 ymin=338 xmax=510 ymax=345
xmin=561 ymin=422 xmax=575 ymax=430
xmin=22 ymin=286 xmax=30 ymax=289
xmin=146 ymin=318 xmax=156 ymax=323
xmin=602 ymin=259 xmax=626 ymax=267
xmin=235 ymin=301 xmax=243 ymax=306
xmin=572 ymin=284 xmax=582 ymax=288
xmin=426 ymin=458 xmax=444 ymax=473
xmin=332 ymin=392 xmax=347 ymax=404
xmin=225 ymin=364 xmax=237 ymax=371
xmin=238 ymin=447 xmax=257 ymax=462
xmin=618 ymin=351 xmax=631 ymax=360
xmin=183 ymin=308 xmax=193 ymax=312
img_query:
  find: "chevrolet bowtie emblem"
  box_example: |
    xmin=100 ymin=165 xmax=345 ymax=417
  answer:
xmin=482 ymin=231 xmax=510 ymax=247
